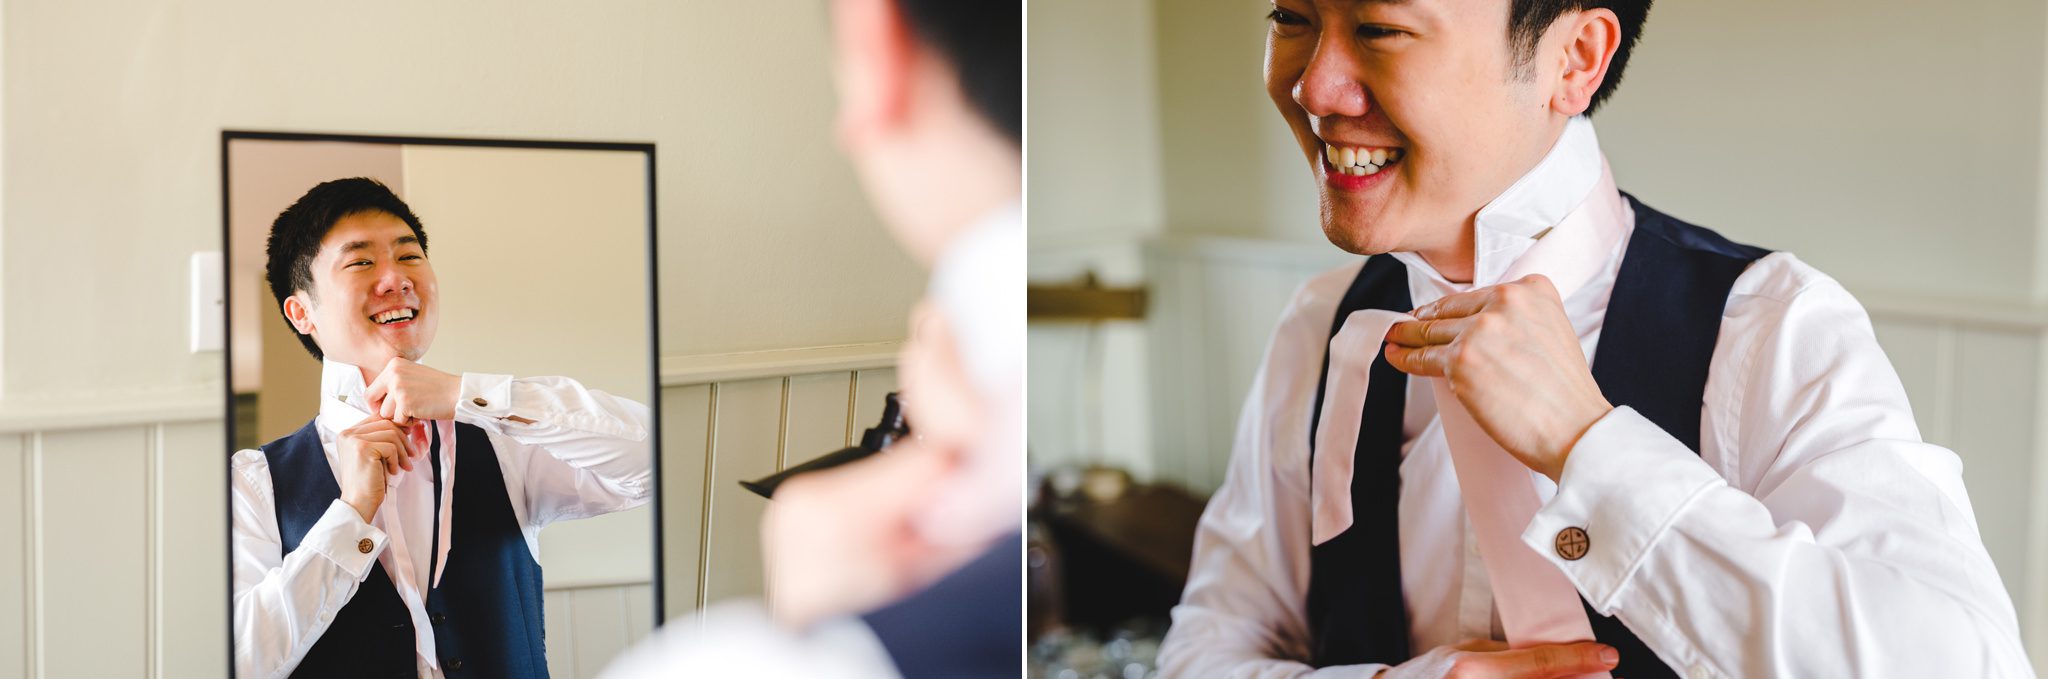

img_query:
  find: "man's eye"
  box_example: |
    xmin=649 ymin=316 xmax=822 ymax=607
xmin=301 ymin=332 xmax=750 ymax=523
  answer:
xmin=348 ymin=260 xmax=372 ymax=268
xmin=1358 ymin=24 xmax=1403 ymax=39
xmin=400 ymin=255 xmax=423 ymax=261
xmin=1266 ymin=8 xmax=1308 ymax=27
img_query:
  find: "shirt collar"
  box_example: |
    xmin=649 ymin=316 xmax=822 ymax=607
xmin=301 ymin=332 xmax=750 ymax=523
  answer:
xmin=320 ymin=358 xmax=369 ymax=405
xmin=928 ymin=199 xmax=1023 ymax=399
xmin=316 ymin=359 xmax=374 ymax=439
xmin=1390 ymin=116 xmax=1608 ymax=296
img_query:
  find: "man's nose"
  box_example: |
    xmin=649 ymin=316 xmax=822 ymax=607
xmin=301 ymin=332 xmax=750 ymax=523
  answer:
xmin=1293 ymin=36 xmax=1372 ymax=119
xmin=375 ymin=265 xmax=413 ymax=296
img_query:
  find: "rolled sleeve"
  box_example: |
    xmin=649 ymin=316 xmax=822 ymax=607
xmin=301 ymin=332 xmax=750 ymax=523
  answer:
xmin=299 ymin=500 xmax=387 ymax=582
xmin=1522 ymin=406 xmax=1722 ymax=611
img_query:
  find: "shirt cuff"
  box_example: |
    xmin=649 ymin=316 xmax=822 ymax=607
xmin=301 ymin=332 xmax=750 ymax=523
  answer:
xmin=302 ymin=500 xmax=387 ymax=581
xmin=458 ymin=372 xmax=516 ymax=421
xmin=1521 ymin=406 xmax=1723 ymax=611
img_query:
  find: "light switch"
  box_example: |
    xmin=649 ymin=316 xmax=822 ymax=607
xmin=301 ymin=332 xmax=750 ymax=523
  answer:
xmin=191 ymin=251 xmax=224 ymax=353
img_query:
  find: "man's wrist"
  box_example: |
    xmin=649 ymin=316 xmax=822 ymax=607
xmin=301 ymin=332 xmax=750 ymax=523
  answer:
xmin=437 ymin=367 xmax=461 ymax=418
xmin=1545 ymin=398 xmax=1614 ymax=482
xmin=344 ymin=495 xmax=378 ymax=523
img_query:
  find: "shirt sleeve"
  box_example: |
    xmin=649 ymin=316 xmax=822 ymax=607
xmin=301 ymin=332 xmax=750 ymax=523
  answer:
xmin=230 ymin=449 xmax=388 ymax=679
xmin=455 ymin=373 xmax=655 ymax=527
xmin=1160 ymin=267 xmax=1389 ymax=679
xmin=1522 ymin=254 xmax=2033 ymax=677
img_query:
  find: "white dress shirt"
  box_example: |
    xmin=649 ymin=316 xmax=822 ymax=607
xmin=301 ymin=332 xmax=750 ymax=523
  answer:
xmin=919 ymin=199 xmax=1026 ymax=548
xmin=1158 ymin=118 xmax=2033 ymax=677
xmin=232 ymin=359 xmax=654 ymax=679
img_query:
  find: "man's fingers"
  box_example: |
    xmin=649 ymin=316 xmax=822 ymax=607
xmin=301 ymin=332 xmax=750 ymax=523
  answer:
xmin=1484 ymin=642 xmax=1618 ymax=679
xmin=1450 ymin=639 xmax=1508 ymax=653
xmin=340 ymin=418 xmax=400 ymax=438
xmin=378 ymin=438 xmax=414 ymax=472
xmin=387 ymin=397 xmax=412 ymax=427
xmin=1385 ymin=317 xmax=1471 ymax=348
xmin=346 ymin=425 xmax=415 ymax=471
xmin=364 ymin=371 xmax=391 ymax=412
xmin=1384 ymin=342 xmax=1449 ymax=377
xmin=361 ymin=441 xmax=404 ymax=475
xmin=1413 ymin=287 xmax=1494 ymax=320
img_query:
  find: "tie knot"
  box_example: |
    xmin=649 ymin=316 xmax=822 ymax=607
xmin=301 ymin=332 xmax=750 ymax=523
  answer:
xmin=409 ymin=422 xmax=432 ymax=455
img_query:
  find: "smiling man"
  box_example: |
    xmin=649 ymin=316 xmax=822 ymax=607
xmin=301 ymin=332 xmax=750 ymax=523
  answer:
xmin=1159 ymin=1 xmax=2031 ymax=677
xmin=231 ymin=177 xmax=653 ymax=678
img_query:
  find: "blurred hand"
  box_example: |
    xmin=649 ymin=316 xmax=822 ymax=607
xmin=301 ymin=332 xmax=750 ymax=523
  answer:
xmin=760 ymin=441 xmax=978 ymax=630
xmin=364 ymin=357 xmax=461 ymax=427
xmin=1383 ymin=274 xmax=1613 ymax=481
xmin=334 ymin=418 xmax=418 ymax=523
xmin=1377 ymin=640 xmax=1619 ymax=679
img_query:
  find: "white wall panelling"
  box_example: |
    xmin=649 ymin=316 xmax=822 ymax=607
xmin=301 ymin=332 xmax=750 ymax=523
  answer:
xmin=1029 ymin=235 xmax=2048 ymax=674
xmin=541 ymin=583 xmax=655 ymax=679
xmin=659 ymin=365 xmax=900 ymax=620
xmin=2 ymin=434 xmax=29 ymax=679
xmin=0 ymin=352 xmax=895 ymax=679
xmin=1026 ymin=236 xmax=1348 ymax=489
xmin=0 ymin=422 xmax=230 ymax=679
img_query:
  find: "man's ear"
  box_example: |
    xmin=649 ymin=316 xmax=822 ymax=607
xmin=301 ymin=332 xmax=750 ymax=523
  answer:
xmin=830 ymin=0 xmax=917 ymax=151
xmin=282 ymin=293 xmax=317 ymax=336
xmin=1550 ymin=8 xmax=1621 ymax=117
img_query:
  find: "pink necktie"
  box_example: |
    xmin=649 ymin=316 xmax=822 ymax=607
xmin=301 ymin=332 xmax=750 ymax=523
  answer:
xmin=1309 ymin=166 xmax=1627 ymax=668
xmin=1312 ymin=312 xmax=1601 ymax=669
xmin=411 ymin=419 xmax=458 ymax=587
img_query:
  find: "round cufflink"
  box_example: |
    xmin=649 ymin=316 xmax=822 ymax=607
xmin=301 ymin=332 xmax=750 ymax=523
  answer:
xmin=1555 ymin=527 xmax=1590 ymax=561
xmin=473 ymin=397 xmax=489 ymax=408
xmin=357 ymin=538 xmax=374 ymax=554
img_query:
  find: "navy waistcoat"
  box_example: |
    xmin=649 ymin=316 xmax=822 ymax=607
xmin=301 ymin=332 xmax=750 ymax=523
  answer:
xmin=264 ymin=419 xmax=549 ymax=678
xmin=1303 ymin=196 xmax=1768 ymax=677
xmin=860 ymin=530 xmax=1024 ymax=678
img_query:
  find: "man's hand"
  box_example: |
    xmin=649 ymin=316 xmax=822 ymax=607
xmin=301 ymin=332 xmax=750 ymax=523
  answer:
xmin=334 ymin=418 xmax=419 ymax=523
xmin=1383 ymin=275 xmax=1613 ymax=481
xmin=1377 ymin=640 xmax=1619 ymax=679
xmin=760 ymin=441 xmax=981 ymax=630
xmin=364 ymin=357 xmax=461 ymax=427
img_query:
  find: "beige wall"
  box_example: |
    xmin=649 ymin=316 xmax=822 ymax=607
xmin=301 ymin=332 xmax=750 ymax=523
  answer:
xmin=1028 ymin=0 xmax=2048 ymax=673
xmin=0 ymin=2 xmax=930 ymax=678
xmin=1027 ymin=0 xmax=1166 ymax=246
xmin=0 ymin=0 xmax=924 ymax=408
xmin=1595 ymin=0 xmax=2048 ymax=304
xmin=1042 ymin=0 xmax=2048 ymax=303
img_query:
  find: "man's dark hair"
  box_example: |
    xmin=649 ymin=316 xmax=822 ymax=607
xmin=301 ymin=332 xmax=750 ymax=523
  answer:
xmin=1509 ymin=0 xmax=1651 ymax=115
xmin=264 ymin=177 xmax=428 ymax=361
xmin=896 ymin=0 xmax=1020 ymax=146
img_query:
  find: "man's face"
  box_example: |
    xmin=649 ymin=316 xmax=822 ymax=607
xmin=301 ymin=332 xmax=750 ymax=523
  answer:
xmin=1267 ymin=0 xmax=1565 ymax=257
xmin=286 ymin=211 xmax=439 ymax=368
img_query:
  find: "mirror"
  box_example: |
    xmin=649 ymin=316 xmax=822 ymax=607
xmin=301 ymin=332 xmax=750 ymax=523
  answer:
xmin=222 ymin=132 xmax=660 ymax=678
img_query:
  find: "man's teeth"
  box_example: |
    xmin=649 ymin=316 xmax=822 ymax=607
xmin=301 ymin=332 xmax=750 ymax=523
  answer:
xmin=1324 ymin=143 xmax=1404 ymax=176
xmin=372 ymin=309 xmax=416 ymax=325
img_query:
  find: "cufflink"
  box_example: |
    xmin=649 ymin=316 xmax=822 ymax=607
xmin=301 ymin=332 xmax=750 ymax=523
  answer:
xmin=472 ymin=397 xmax=489 ymax=408
xmin=357 ymin=538 xmax=374 ymax=554
xmin=1554 ymin=527 xmax=1589 ymax=561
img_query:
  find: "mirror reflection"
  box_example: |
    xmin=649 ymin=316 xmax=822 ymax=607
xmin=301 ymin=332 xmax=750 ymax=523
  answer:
xmin=224 ymin=134 xmax=659 ymax=678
